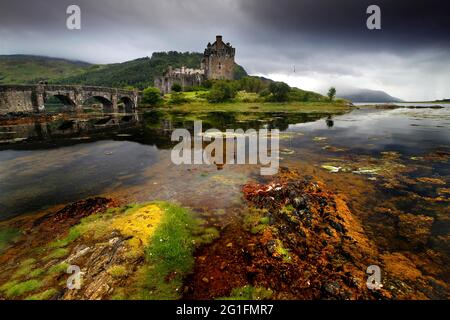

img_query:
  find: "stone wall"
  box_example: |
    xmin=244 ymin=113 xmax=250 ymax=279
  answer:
xmin=0 ymin=86 xmax=35 ymax=113
xmin=0 ymin=85 xmax=139 ymax=114
xmin=154 ymin=68 xmax=204 ymax=95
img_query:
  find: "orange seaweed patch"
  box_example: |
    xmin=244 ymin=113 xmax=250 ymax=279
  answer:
xmin=185 ymin=168 xmax=380 ymax=300
xmin=382 ymin=253 xmax=422 ymax=281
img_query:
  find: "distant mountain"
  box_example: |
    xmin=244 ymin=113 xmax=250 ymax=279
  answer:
xmin=338 ymin=88 xmax=403 ymax=103
xmin=0 ymin=55 xmax=91 ymax=84
xmin=434 ymin=98 xmax=450 ymax=103
xmin=0 ymin=52 xmax=248 ymax=89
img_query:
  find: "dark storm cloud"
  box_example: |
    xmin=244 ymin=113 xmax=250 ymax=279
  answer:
xmin=239 ymin=0 xmax=450 ymax=50
xmin=0 ymin=0 xmax=449 ymax=100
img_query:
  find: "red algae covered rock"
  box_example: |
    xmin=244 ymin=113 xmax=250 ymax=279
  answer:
xmin=185 ymin=168 xmax=379 ymax=300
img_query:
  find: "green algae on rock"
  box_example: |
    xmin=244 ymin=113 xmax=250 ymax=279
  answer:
xmin=0 ymin=198 xmax=214 ymax=300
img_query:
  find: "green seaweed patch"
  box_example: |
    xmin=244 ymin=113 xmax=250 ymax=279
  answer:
xmin=107 ymin=265 xmax=128 ymax=279
xmin=218 ymin=285 xmax=273 ymax=300
xmin=1 ymin=279 xmax=43 ymax=298
xmin=25 ymin=288 xmax=59 ymax=300
xmin=12 ymin=258 xmax=36 ymax=279
xmin=46 ymin=248 xmax=69 ymax=260
xmin=47 ymin=262 xmax=70 ymax=275
xmin=244 ymin=208 xmax=271 ymax=234
xmin=0 ymin=227 xmax=21 ymax=252
xmin=269 ymin=239 xmax=292 ymax=263
xmin=49 ymin=207 xmax=127 ymax=249
xmin=276 ymin=242 xmax=292 ymax=263
xmin=29 ymin=268 xmax=45 ymax=278
xmin=194 ymin=227 xmax=220 ymax=245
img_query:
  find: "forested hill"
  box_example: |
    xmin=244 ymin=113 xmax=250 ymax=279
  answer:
xmin=0 ymin=52 xmax=248 ymax=89
xmin=0 ymin=55 xmax=90 ymax=85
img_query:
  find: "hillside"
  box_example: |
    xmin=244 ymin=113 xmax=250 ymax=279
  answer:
xmin=0 ymin=55 xmax=90 ymax=84
xmin=0 ymin=53 xmax=248 ymax=89
xmin=56 ymin=52 xmax=248 ymax=89
xmin=338 ymin=88 xmax=403 ymax=103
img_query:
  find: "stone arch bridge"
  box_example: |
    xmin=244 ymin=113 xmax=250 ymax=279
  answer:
xmin=0 ymin=84 xmax=140 ymax=114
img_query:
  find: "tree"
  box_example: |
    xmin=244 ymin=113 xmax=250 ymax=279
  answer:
xmin=171 ymin=83 xmax=182 ymax=92
xmin=239 ymin=76 xmax=266 ymax=93
xmin=327 ymin=87 xmax=336 ymax=101
xmin=142 ymin=87 xmax=163 ymax=105
xmin=269 ymin=82 xmax=291 ymax=102
xmin=207 ymin=81 xmax=237 ymax=103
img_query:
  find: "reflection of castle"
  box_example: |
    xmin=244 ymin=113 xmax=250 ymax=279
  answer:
xmin=154 ymin=36 xmax=235 ymax=94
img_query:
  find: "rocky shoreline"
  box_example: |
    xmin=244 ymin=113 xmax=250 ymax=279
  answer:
xmin=0 ymin=168 xmax=448 ymax=300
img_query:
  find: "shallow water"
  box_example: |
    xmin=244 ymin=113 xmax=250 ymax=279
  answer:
xmin=0 ymin=106 xmax=449 ymax=282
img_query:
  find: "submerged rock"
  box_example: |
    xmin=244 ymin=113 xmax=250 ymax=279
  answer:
xmin=398 ymin=214 xmax=434 ymax=246
xmin=238 ymin=168 xmax=377 ymax=299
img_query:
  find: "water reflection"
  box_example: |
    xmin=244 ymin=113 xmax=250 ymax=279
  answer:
xmin=0 ymin=106 xmax=448 ymax=298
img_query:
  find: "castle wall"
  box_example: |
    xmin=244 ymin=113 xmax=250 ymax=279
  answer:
xmin=155 ymin=73 xmax=204 ymax=95
xmin=205 ymin=55 xmax=235 ymax=80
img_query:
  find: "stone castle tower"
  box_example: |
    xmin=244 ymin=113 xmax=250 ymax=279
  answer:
xmin=154 ymin=35 xmax=236 ymax=94
xmin=201 ymin=35 xmax=235 ymax=80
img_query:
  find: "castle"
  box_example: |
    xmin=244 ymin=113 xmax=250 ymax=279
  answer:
xmin=154 ymin=36 xmax=235 ymax=94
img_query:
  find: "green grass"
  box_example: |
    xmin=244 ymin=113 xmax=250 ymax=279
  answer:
xmin=0 ymin=227 xmax=21 ymax=252
xmin=139 ymin=201 xmax=197 ymax=300
xmin=158 ymin=100 xmax=351 ymax=114
xmin=218 ymin=286 xmax=273 ymax=300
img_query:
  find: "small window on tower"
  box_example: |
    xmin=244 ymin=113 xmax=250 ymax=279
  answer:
xmin=219 ymin=63 xmax=222 ymax=70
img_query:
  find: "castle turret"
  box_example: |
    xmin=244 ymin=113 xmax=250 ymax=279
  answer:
xmin=202 ymin=35 xmax=235 ymax=80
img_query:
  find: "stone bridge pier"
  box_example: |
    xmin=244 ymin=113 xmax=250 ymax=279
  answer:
xmin=0 ymin=84 xmax=140 ymax=114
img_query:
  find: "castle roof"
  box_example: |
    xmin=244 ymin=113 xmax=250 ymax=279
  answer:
xmin=204 ymin=35 xmax=235 ymax=57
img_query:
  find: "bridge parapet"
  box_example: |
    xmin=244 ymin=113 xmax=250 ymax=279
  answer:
xmin=0 ymin=84 xmax=139 ymax=114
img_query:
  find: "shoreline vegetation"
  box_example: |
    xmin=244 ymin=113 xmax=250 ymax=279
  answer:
xmin=0 ymin=199 xmax=220 ymax=300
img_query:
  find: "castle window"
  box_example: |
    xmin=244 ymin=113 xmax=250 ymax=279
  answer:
xmin=219 ymin=63 xmax=222 ymax=70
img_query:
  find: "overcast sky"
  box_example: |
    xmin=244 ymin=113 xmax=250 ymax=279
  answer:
xmin=1 ymin=0 xmax=449 ymax=100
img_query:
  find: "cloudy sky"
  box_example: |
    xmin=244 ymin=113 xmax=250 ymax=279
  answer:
xmin=1 ymin=0 xmax=449 ymax=100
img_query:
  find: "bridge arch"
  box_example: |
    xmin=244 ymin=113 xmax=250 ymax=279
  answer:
xmin=118 ymin=96 xmax=135 ymax=113
xmin=83 ymin=95 xmax=114 ymax=112
xmin=44 ymin=94 xmax=76 ymax=112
